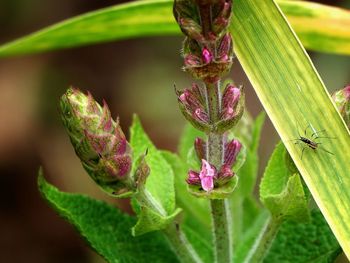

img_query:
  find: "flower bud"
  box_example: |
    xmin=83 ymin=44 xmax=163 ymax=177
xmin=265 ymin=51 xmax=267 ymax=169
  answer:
xmin=60 ymin=87 xmax=134 ymax=197
xmin=186 ymin=158 xmax=237 ymax=192
xmin=177 ymin=84 xmax=211 ymax=132
xmin=216 ymin=84 xmax=245 ymax=132
xmin=216 ymin=33 xmax=233 ymax=63
xmin=216 ymin=164 xmax=234 ymax=185
xmin=224 ymin=139 xmax=242 ymax=167
xmin=332 ymin=85 xmax=350 ymax=128
xmin=202 ymin=47 xmax=213 ymax=64
xmin=186 ymin=170 xmax=201 ymax=185
xmin=212 ymin=0 xmax=232 ymax=35
xmin=194 ymin=137 xmax=206 ymax=161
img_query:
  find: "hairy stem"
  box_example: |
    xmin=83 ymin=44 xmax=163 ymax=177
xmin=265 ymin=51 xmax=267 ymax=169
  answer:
xmin=136 ymin=189 xmax=202 ymax=263
xmin=205 ymin=81 xmax=232 ymax=263
xmin=163 ymin=223 xmax=203 ymax=263
xmin=245 ymin=215 xmax=282 ymax=263
xmin=210 ymin=199 xmax=233 ymax=263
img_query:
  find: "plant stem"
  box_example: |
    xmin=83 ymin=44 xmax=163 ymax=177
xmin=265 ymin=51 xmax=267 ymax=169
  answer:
xmin=246 ymin=215 xmax=282 ymax=263
xmin=136 ymin=189 xmax=202 ymax=263
xmin=205 ymin=81 xmax=232 ymax=263
xmin=210 ymin=199 xmax=233 ymax=263
xmin=163 ymin=223 xmax=203 ymax=263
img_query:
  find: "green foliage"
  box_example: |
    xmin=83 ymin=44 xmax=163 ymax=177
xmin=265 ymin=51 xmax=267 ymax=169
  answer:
xmin=234 ymin=210 xmax=270 ymax=263
xmin=260 ymin=143 xmax=310 ymax=222
xmin=230 ymin=112 xmax=265 ymax=245
xmin=161 ymin=151 xmax=210 ymax=230
xmin=1 ymin=1 xmax=350 ymax=57
xmin=38 ymin=169 xmax=178 ymax=263
xmin=265 ymin=210 xmax=342 ymax=263
xmin=232 ymin=0 xmax=350 ymax=256
xmin=129 ymin=115 xmax=180 ymax=235
xmin=235 ymin=112 xmax=266 ymax=196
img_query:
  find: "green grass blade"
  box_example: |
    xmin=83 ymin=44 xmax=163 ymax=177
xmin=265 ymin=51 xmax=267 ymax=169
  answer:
xmin=0 ymin=1 xmax=350 ymax=57
xmin=232 ymin=0 xmax=350 ymax=258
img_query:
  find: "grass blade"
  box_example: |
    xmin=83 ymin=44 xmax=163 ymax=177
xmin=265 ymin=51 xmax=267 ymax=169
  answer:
xmin=232 ymin=0 xmax=350 ymax=257
xmin=0 ymin=1 xmax=349 ymax=57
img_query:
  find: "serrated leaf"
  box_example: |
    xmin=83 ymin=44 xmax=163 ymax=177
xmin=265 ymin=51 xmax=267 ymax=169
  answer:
xmin=129 ymin=115 xmax=176 ymax=233
xmin=1 ymin=1 xmax=350 ymax=57
xmin=38 ymin=169 xmax=178 ymax=263
xmin=265 ymin=210 xmax=342 ymax=263
xmin=260 ymin=143 xmax=310 ymax=222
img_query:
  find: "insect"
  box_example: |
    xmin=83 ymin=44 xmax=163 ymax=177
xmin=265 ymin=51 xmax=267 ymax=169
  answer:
xmin=292 ymin=124 xmax=334 ymax=160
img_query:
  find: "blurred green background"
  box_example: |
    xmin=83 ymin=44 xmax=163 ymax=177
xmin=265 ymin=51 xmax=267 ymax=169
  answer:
xmin=0 ymin=0 xmax=349 ymax=262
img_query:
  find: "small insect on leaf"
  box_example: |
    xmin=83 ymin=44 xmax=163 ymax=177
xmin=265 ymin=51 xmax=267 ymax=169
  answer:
xmin=290 ymin=124 xmax=335 ymax=160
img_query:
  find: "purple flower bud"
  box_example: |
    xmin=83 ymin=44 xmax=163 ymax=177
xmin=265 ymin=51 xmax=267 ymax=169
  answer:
xmin=224 ymin=139 xmax=242 ymax=167
xmin=199 ymin=159 xmax=216 ymax=192
xmin=223 ymin=84 xmax=240 ymax=109
xmin=217 ymin=33 xmax=232 ymax=62
xmin=180 ymin=89 xmax=202 ymax=111
xmin=202 ymin=47 xmax=213 ymax=64
xmin=212 ymin=0 xmax=232 ymax=35
xmin=194 ymin=108 xmax=209 ymax=123
xmin=186 ymin=170 xmax=201 ymax=185
xmin=178 ymin=18 xmax=204 ymax=42
xmin=177 ymin=85 xmax=210 ymax=132
xmin=60 ymin=87 xmax=134 ymax=196
xmin=216 ymin=164 xmax=234 ymax=184
xmin=332 ymin=85 xmax=350 ymax=128
xmin=184 ymin=54 xmax=201 ymax=67
xmin=194 ymin=137 xmax=206 ymax=160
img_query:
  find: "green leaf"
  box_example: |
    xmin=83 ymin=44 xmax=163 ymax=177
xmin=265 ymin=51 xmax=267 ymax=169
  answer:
xmin=233 ymin=0 xmax=350 ymax=256
xmin=38 ymin=169 xmax=178 ymax=263
xmin=132 ymin=206 xmax=181 ymax=236
xmin=265 ymin=210 xmax=342 ymax=263
xmin=182 ymin=225 xmax=213 ymax=263
xmin=230 ymin=113 xmax=265 ymax=246
xmin=130 ymin=115 xmax=177 ymax=234
xmin=235 ymin=112 xmax=266 ymax=196
xmin=234 ymin=210 xmax=270 ymax=263
xmin=161 ymin=151 xmax=211 ymax=230
xmin=0 ymin=1 xmax=350 ymax=57
xmin=260 ymin=143 xmax=310 ymax=222
xmin=178 ymin=123 xmax=204 ymax=161
xmin=188 ymin=176 xmax=239 ymax=199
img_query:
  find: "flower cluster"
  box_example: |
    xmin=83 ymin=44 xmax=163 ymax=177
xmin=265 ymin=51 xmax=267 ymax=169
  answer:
xmin=174 ymin=0 xmax=234 ymax=82
xmin=177 ymin=83 xmax=244 ymax=132
xmin=187 ymin=137 xmax=241 ymax=192
xmin=60 ymin=88 xmax=134 ymax=197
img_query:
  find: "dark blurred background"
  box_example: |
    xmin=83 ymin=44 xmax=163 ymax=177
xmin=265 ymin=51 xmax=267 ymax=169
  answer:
xmin=0 ymin=0 xmax=349 ymax=262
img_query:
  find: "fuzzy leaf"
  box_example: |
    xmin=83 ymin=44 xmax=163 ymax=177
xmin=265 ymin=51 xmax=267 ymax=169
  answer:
xmin=265 ymin=210 xmax=342 ymax=263
xmin=132 ymin=206 xmax=182 ymax=236
xmin=260 ymin=143 xmax=310 ymax=221
xmin=38 ymin=169 xmax=178 ymax=263
xmin=130 ymin=115 xmax=177 ymax=233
